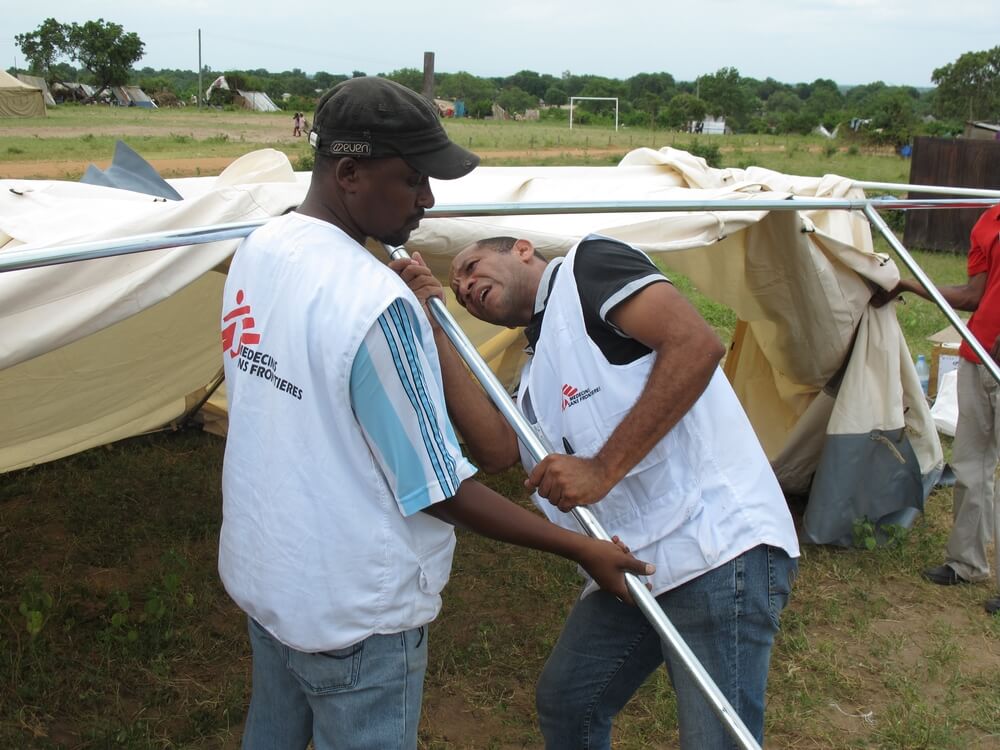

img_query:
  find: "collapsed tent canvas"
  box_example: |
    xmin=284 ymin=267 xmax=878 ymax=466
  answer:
xmin=0 ymin=147 xmax=942 ymax=547
xmin=235 ymin=90 xmax=280 ymax=112
xmin=203 ymin=75 xmax=279 ymax=112
xmin=111 ymin=86 xmax=157 ymax=108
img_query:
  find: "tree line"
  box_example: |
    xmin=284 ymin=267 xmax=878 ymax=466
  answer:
xmin=11 ymin=18 xmax=1000 ymax=145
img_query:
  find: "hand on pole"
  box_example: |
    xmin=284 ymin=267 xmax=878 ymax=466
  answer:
xmin=575 ymin=536 xmax=654 ymax=605
xmin=526 ymin=454 xmax=614 ymax=512
xmin=388 ymin=252 xmax=445 ymax=326
xmin=869 ymin=280 xmax=910 ymax=308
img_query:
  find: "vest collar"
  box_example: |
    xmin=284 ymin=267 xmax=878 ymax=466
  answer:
xmin=525 ymin=257 xmax=564 ymax=353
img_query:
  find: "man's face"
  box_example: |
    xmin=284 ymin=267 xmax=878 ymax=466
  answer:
xmin=350 ymin=157 xmax=434 ymax=247
xmin=450 ymin=244 xmax=534 ymax=328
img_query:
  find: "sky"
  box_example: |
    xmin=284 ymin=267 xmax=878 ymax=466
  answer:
xmin=5 ymin=0 xmax=999 ymax=89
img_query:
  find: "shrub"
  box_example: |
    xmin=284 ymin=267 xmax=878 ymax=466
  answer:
xmin=684 ymin=140 xmax=721 ymax=168
xmin=294 ymin=151 xmax=314 ymax=172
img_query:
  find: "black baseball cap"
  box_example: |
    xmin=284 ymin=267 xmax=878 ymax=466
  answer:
xmin=309 ymin=76 xmax=479 ymax=180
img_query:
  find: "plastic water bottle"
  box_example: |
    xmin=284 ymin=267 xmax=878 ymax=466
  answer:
xmin=915 ymin=354 xmax=930 ymax=396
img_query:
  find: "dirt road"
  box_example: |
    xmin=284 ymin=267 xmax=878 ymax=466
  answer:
xmin=0 ymin=148 xmax=638 ymax=180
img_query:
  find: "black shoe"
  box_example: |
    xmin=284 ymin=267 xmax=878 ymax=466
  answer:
xmin=922 ymin=564 xmax=968 ymax=586
xmin=985 ymin=597 xmax=1000 ymax=615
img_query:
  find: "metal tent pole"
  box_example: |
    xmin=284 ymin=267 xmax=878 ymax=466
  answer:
xmin=864 ymin=203 xmax=1000 ymax=386
xmin=853 ymin=181 xmax=1000 ymax=199
xmin=384 ymin=243 xmax=762 ymax=750
xmin=4 ymin=194 xmax=996 ymax=743
xmin=4 ymin=197 xmax=1000 ymax=274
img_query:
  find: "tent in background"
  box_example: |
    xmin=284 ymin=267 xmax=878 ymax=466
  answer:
xmin=0 ymin=70 xmax=46 ymax=117
xmin=0 ymin=147 xmax=942 ymax=547
xmin=15 ymin=74 xmax=56 ymax=107
xmin=235 ymin=90 xmax=280 ymax=112
xmin=204 ymin=76 xmax=280 ymax=112
xmin=111 ymin=85 xmax=157 ymax=108
xmin=54 ymin=81 xmax=96 ymax=103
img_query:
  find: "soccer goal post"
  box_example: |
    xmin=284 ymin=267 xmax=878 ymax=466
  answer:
xmin=569 ymin=96 xmax=619 ymax=131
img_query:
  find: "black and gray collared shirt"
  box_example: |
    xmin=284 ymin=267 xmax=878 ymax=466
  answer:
xmin=523 ymin=237 xmax=669 ymax=365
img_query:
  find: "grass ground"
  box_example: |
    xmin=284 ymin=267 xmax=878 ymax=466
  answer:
xmin=1 ymin=107 xmax=997 ymax=749
xmin=0 ymin=105 xmax=908 ymax=180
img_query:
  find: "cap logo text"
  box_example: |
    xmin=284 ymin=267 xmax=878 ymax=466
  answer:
xmin=328 ymin=140 xmax=372 ymax=156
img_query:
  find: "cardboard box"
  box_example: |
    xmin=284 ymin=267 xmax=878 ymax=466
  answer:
xmin=930 ymin=342 xmax=960 ymax=399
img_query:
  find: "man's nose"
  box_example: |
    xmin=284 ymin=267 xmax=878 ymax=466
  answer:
xmin=460 ymin=276 xmax=476 ymax=304
xmin=417 ymin=180 xmax=435 ymax=210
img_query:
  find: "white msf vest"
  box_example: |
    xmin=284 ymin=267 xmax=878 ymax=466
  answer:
xmin=517 ymin=240 xmax=799 ymax=594
xmin=220 ymin=214 xmax=456 ymax=652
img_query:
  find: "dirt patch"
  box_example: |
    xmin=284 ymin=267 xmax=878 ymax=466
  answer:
xmin=0 ymin=148 xmax=634 ymax=181
xmin=1 ymin=156 xmax=242 ymax=180
xmin=0 ymin=113 xmax=297 ymax=141
xmin=1 ymin=143 xmax=890 ymax=182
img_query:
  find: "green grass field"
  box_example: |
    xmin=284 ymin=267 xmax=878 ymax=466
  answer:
xmin=1 ymin=105 xmax=909 ymax=181
xmin=2 ymin=107 xmax=997 ymax=749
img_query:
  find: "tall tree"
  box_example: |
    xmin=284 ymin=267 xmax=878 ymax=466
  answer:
xmin=65 ymin=19 xmax=144 ymax=98
xmin=804 ymin=78 xmax=845 ymax=130
xmin=867 ymin=88 xmax=919 ymax=147
xmin=627 ymin=72 xmax=676 ymax=101
xmin=381 ymin=68 xmax=424 ymax=93
xmin=436 ymin=71 xmax=496 ymax=117
xmin=543 ymin=85 xmax=568 ymax=106
xmin=496 ymin=86 xmax=537 ymax=115
xmin=14 ymin=18 xmax=69 ymax=85
xmin=697 ymin=67 xmax=758 ymax=130
xmin=314 ymin=71 xmax=348 ymax=91
xmin=504 ymin=70 xmax=551 ymax=99
xmin=662 ymin=93 xmax=707 ymax=128
xmin=931 ymin=46 xmax=1000 ymax=122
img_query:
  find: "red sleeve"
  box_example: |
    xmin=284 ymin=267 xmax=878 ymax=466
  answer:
xmin=967 ymin=206 xmax=1000 ymax=277
xmin=968 ymin=244 xmax=988 ymax=277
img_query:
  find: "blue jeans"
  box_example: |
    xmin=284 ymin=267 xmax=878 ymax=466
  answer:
xmin=242 ymin=617 xmax=428 ymax=750
xmin=536 ymin=544 xmax=797 ymax=750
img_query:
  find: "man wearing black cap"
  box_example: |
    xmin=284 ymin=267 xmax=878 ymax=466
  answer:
xmin=218 ymin=76 xmax=652 ymax=750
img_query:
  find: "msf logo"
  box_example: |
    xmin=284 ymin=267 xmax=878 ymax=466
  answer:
xmin=561 ymin=384 xmax=578 ymax=411
xmin=221 ymin=289 xmax=261 ymax=358
xmin=561 ymin=382 xmax=601 ymax=411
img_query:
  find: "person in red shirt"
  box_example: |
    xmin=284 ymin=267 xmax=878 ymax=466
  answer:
xmin=876 ymin=204 xmax=1000 ymax=614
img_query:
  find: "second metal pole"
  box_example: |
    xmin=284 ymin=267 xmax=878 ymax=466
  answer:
xmin=864 ymin=204 xmax=1000 ymax=387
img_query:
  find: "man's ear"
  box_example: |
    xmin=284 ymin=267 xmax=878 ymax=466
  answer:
xmin=513 ymin=238 xmax=535 ymax=262
xmin=334 ymin=157 xmax=362 ymax=192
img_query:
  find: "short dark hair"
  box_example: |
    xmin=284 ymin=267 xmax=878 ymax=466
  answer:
xmin=475 ymin=236 xmax=546 ymax=261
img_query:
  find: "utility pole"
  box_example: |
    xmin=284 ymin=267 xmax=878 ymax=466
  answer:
xmin=197 ymin=29 xmax=203 ymax=109
xmin=422 ymin=51 xmax=434 ymax=101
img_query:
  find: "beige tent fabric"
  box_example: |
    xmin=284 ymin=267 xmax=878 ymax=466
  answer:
xmin=15 ymin=74 xmax=55 ymax=107
xmin=0 ymin=70 xmax=46 ymax=117
xmin=0 ymin=147 xmax=940 ymax=515
xmin=0 ymin=150 xmax=301 ymax=468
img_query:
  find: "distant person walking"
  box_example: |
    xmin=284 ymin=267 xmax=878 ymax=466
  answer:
xmin=292 ymin=111 xmax=304 ymax=137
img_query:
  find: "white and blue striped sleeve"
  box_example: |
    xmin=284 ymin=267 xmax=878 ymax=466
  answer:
xmin=349 ymin=298 xmax=477 ymax=517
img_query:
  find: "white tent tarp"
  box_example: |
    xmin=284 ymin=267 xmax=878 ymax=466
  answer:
xmin=0 ymin=147 xmax=942 ymax=545
xmin=236 ymin=90 xmax=280 ymax=112
xmin=204 ymin=76 xmax=279 ymax=112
